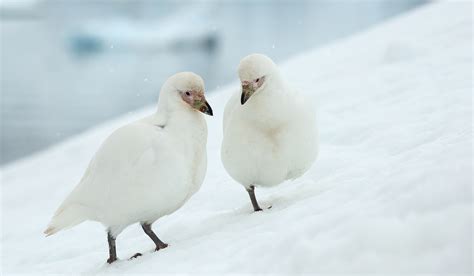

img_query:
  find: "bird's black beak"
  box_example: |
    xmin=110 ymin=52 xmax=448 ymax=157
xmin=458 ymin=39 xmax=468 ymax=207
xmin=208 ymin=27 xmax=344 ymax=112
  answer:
xmin=241 ymin=83 xmax=255 ymax=105
xmin=198 ymin=100 xmax=213 ymax=116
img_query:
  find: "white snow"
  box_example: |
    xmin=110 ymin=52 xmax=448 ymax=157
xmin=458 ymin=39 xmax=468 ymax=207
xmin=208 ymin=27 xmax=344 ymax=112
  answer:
xmin=1 ymin=1 xmax=472 ymax=274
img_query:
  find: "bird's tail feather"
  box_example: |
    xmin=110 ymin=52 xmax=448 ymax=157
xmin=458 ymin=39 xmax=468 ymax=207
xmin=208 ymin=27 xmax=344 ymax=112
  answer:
xmin=44 ymin=204 xmax=88 ymax=236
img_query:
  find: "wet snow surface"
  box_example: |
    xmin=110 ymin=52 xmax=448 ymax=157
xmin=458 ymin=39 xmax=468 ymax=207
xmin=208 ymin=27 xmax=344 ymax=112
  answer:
xmin=1 ymin=2 xmax=472 ymax=274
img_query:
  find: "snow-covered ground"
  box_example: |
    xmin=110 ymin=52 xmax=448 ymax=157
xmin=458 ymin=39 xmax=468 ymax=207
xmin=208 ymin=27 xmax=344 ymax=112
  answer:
xmin=1 ymin=1 xmax=472 ymax=274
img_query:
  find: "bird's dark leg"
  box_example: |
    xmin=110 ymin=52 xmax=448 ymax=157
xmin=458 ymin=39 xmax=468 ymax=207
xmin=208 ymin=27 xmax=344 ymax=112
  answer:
xmin=107 ymin=231 xmax=118 ymax=264
xmin=130 ymin=223 xmax=169 ymax=260
xmin=246 ymin=185 xmax=263 ymax=212
xmin=142 ymin=223 xmax=168 ymax=251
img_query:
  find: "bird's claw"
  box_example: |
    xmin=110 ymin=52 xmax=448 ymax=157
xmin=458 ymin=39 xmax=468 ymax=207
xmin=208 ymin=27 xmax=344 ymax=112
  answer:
xmin=107 ymin=257 xmax=118 ymax=264
xmin=129 ymin=253 xmax=142 ymax=260
xmin=254 ymin=205 xmax=272 ymax=212
xmin=155 ymin=243 xmax=169 ymax=251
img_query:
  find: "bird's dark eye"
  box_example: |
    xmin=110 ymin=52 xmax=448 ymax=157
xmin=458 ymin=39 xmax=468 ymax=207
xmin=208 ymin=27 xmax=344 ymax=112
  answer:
xmin=256 ymin=78 xmax=260 ymax=82
xmin=185 ymin=91 xmax=191 ymax=96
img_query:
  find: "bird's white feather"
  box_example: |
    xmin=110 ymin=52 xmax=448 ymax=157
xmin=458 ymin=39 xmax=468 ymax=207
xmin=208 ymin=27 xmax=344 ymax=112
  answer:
xmin=45 ymin=72 xmax=208 ymax=237
xmin=221 ymin=54 xmax=318 ymax=189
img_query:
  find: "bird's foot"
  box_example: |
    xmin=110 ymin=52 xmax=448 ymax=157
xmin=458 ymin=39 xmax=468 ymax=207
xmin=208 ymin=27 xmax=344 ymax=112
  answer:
xmin=107 ymin=256 xmax=118 ymax=264
xmin=155 ymin=243 xmax=169 ymax=251
xmin=129 ymin=243 xmax=168 ymax=260
xmin=129 ymin=253 xmax=143 ymax=260
xmin=254 ymin=205 xmax=272 ymax=212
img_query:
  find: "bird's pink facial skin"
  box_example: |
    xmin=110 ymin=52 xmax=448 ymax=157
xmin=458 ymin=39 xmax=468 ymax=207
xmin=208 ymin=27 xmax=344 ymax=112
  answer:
xmin=242 ymin=76 xmax=265 ymax=90
xmin=180 ymin=89 xmax=202 ymax=106
xmin=180 ymin=90 xmax=213 ymax=116
xmin=241 ymin=76 xmax=266 ymax=105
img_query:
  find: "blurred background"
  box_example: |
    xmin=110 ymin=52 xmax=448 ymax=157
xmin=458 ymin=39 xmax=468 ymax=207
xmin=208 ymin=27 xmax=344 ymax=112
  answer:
xmin=0 ymin=0 xmax=428 ymax=166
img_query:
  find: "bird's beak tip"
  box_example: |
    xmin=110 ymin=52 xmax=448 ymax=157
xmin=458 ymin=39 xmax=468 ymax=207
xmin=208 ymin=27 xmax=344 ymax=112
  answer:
xmin=240 ymin=93 xmax=247 ymax=105
xmin=204 ymin=101 xmax=213 ymax=116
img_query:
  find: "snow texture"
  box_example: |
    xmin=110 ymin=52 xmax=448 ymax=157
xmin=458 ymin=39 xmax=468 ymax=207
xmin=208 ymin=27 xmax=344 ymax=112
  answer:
xmin=1 ymin=1 xmax=472 ymax=274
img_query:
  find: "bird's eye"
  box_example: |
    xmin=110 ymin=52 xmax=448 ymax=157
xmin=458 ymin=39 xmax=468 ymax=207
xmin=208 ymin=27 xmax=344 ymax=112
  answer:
xmin=185 ymin=91 xmax=191 ymax=96
xmin=256 ymin=78 xmax=260 ymax=82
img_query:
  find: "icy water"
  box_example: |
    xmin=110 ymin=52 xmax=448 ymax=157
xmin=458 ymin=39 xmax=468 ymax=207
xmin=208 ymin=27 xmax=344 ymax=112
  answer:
xmin=0 ymin=1 xmax=426 ymax=165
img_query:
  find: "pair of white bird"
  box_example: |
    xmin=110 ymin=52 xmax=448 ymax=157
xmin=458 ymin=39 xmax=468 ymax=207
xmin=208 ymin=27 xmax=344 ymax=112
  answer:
xmin=44 ymin=54 xmax=318 ymax=264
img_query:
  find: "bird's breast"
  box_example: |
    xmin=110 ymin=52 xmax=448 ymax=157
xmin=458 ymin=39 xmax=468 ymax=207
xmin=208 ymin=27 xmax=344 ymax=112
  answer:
xmin=222 ymin=121 xmax=289 ymax=186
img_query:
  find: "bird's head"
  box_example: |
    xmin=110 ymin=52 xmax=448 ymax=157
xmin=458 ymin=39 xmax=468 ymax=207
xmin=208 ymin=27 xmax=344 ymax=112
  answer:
xmin=238 ymin=54 xmax=277 ymax=105
xmin=161 ymin=72 xmax=213 ymax=116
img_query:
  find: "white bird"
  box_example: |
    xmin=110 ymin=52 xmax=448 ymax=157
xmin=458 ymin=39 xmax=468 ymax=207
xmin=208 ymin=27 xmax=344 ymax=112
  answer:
xmin=221 ymin=54 xmax=318 ymax=211
xmin=44 ymin=72 xmax=213 ymax=263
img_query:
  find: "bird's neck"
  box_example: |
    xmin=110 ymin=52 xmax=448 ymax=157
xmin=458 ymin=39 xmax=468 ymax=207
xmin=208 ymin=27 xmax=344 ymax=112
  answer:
xmin=244 ymin=80 xmax=291 ymax=127
xmin=151 ymin=89 xmax=207 ymax=143
xmin=152 ymin=104 xmax=206 ymax=134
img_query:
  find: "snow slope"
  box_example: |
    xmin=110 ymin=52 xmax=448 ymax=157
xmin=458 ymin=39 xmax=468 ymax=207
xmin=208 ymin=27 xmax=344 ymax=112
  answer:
xmin=1 ymin=1 xmax=472 ymax=274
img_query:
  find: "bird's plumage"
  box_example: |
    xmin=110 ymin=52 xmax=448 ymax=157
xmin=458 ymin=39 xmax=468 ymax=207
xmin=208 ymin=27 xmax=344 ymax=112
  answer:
xmin=45 ymin=72 xmax=209 ymax=238
xmin=221 ymin=54 xmax=318 ymax=190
